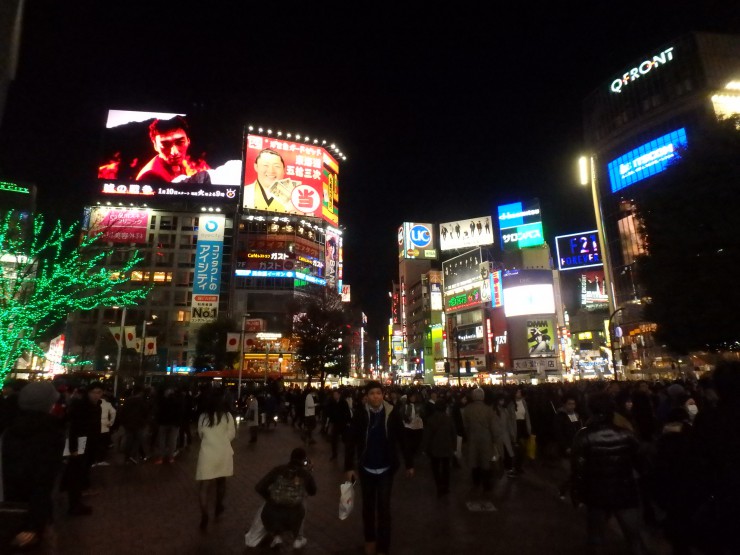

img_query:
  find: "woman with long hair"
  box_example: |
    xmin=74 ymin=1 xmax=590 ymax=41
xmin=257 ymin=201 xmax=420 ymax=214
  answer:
xmin=196 ymin=387 xmax=236 ymax=530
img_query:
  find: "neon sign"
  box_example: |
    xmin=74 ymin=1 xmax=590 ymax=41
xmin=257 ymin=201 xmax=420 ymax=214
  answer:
xmin=610 ymin=47 xmax=674 ymax=94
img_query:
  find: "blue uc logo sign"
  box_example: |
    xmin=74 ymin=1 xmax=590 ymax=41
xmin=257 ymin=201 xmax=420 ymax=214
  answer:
xmin=409 ymin=225 xmax=431 ymax=248
xmin=205 ymin=220 xmax=218 ymax=233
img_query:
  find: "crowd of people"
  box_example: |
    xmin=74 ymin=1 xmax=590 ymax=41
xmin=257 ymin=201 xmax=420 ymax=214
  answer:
xmin=1 ymin=360 xmax=739 ymax=554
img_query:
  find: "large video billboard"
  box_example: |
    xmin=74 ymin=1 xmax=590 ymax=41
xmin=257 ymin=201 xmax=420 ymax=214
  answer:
xmin=502 ymin=269 xmax=555 ymax=317
xmin=190 ymin=214 xmax=225 ymax=326
xmin=439 ymin=216 xmax=494 ymax=251
xmin=497 ymin=199 xmax=544 ymax=251
xmin=607 ymin=127 xmax=687 ymax=193
xmin=87 ymin=208 xmax=149 ymax=244
xmin=555 ymin=230 xmax=603 ymax=271
xmin=398 ymin=222 xmax=437 ymax=260
xmin=525 ymin=318 xmax=556 ymax=357
xmin=243 ymin=134 xmax=339 ymax=225
xmin=97 ymin=110 xmax=242 ymax=198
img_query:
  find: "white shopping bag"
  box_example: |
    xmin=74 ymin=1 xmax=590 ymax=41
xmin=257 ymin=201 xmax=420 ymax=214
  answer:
xmin=244 ymin=502 xmax=267 ymax=548
xmin=338 ymin=481 xmax=355 ymax=521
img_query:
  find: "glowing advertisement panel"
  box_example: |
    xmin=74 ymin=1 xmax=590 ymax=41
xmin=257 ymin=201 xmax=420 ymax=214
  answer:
xmin=497 ymin=199 xmax=544 ymax=251
xmin=439 ymin=216 xmax=494 ymax=251
xmin=190 ymin=215 xmax=224 ymax=325
xmin=525 ymin=318 xmax=556 ymax=357
xmin=445 ymin=287 xmax=483 ymax=313
xmin=555 ymin=230 xmax=603 ymax=271
xmin=325 ymin=228 xmax=340 ymax=291
xmin=490 ymin=270 xmax=503 ymax=308
xmin=581 ymin=270 xmax=609 ymax=311
xmin=607 ymin=128 xmax=687 ymax=193
xmin=502 ymin=269 xmax=555 ymax=317
xmin=399 ymin=222 xmax=437 ymax=260
xmin=88 ymin=208 xmax=149 ymax=244
xmin=442 ymin=248 xmax=482 ymax=292
xmin=243 ymin=134 xmax=339 ymax=225
xmin=233 ymin=269 xmax=326 ymax=285
xmin=98 ymin=110 xmax=241 ymax=198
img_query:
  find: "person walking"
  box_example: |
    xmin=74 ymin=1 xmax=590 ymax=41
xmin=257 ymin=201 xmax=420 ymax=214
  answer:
xmin=462 ymin=388 xmax=498 ymax=496
xmin=196 ymin=388 xmax=236 ymax=530
xmin=571 ymin=393 xmax=648 ymax=554
xmin=118 ymin=386 xmax=149 ymax=464
xmin=245 ymin=393 xmax=259 ymax=443
xmin=1 ymin=381 xmax=65 ymax=551
xmin=553 ymin=393 xmax=584 ymax=499
xmin=422 ymin=398 xmax=456 ymax=497
xmin=94 ymin=389 xmax=117 ymax=466
xmin=507 ymin=386 xmax=532 ymax=475
xmin=345 ymin=381 xmax=414 ymax=555
xmin=153 ymin=387 xmax=183 ymax=464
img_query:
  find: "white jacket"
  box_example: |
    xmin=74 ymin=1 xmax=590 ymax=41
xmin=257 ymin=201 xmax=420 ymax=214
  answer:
xmin=101 ymin=398 xmax=117 ymax=433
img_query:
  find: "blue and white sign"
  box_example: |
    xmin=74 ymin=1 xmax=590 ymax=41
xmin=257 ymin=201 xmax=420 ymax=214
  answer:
xmin=607 ymin=128 xmax=688 ymax=193
xmin=399 ymin=222 xmax=437 ymax=260
xmin=234 ymin=268 xmax=327 ymax=286
xmin=497 ymin=199 xmax=544 ymax=251
xmin=555 ymin=230 xmax=603 ymax=271
xmin=190 ymin=214 xmax=225 ymax=325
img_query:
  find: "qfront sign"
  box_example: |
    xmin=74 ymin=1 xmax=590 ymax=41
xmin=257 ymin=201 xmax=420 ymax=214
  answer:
xmin=610 ymin=47 xmax=674 ymax=94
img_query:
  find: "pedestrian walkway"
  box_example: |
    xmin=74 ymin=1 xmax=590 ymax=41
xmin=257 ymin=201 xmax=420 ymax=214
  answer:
xmin=47 ymin=420 xmax=671 ymax=555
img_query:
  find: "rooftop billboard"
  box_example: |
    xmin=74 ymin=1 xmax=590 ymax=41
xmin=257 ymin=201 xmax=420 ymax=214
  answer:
xmin=243 ymin=134 xmax=339 ymax=225
xmin=398 ymin=222 xmax=437 ymax=260
xmin=497 ymin=199 xmax=544 ymax=251
xmin=97 ymin=110 xmax=241 ymax=201
xmin=439 ymin=216 xmax=494 ymax=251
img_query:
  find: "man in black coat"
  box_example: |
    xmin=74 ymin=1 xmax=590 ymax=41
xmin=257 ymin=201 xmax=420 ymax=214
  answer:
xmin=62 ymin=382 xmax=104 ymax=515
xmin=571 ymin=393 xmax=648 ymax=554
xmin=345 ymin=381 xmax=414 ymax=555
xmin=553 ymin=393 xmax=584 ymax=498
xmin=2 ymin=381 xmax=65 ymax=550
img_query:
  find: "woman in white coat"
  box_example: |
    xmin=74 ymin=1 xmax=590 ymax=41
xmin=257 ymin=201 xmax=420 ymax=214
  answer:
xmin=196 ymin=388 xmax=236 ymax=530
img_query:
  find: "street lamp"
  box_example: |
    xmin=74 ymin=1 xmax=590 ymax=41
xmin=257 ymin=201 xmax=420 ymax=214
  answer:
xmin=579 ymin=155 xmax=617 ymax=316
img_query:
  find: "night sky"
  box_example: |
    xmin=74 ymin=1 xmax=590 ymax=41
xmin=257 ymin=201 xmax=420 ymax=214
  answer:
xmin=1 ymin=1 xmax=738 ymax=337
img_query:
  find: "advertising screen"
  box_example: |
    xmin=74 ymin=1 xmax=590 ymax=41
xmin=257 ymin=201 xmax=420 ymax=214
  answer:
xmin=98 ymin=109 xmax=241 ymax=198
xmin=445 ymin=287 xmax=483 ymax=313
xmin=581 ymin=270 xmax=609 ymax=310
xmin=442 ymin=248 xmax=482 ymax=292
xmin=502 ymin=269 xmax=555 ymax=317
xmin=243 ymin=134 xmax=339 ymax=225
xmin=555 ymin=230 xmax=603 ymax=271
xmin=607 ymin=128 xmax=687 ymax=192
xmin=525 ymin=318 xmax=556 ymax=357
xmin=325 ymin=228 xmax=340 ymax=291
xmin=398 ymin=222 xmax=437 ymax=260
xmin=190 ymin=214 xmax=225 ymax=326
xmin=497 ymin=199 xmax=544 ymax=251
xmin=439 ymin=216 xmax=494 ymax=251
xmin=88 ymin=208 xmax=150 ymax=244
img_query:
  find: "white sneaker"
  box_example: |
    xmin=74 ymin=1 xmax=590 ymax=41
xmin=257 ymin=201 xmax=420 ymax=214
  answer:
xmin=269 ymin=535 xmax=283 ymax=548
xmin=293 ymin=536 xmax=307 ymax=549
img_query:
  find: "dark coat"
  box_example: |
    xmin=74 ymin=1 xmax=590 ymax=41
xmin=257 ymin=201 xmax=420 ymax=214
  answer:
xmin=67 ymin=397 xmax=102 ymax=453
xmin=553 ymin=410 xmax=584 ymax=457
xmin=2 ymin=410 xmax=65 ymax=532
xmin=118 ymin=394 xmax=149 ymax=431
xmin=422 ymin=408 xmax=456 ymax=458
xmin=571 ymin=415 xmax=641 ymax=510
xmin=344 ymin=400 xmax=413 ymax=472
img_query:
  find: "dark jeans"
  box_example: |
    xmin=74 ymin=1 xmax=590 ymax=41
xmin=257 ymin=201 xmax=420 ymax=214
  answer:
xmin=359 ymin=468 xmax=395 ymax=554
xmin=514 ymin=420 xmax=529 ymax=472
xmin=429 ymin=456 xmax=451 ymax=495
xmin=587 ymin=506 xmax=648 ymax=555
xmin=330 ymin=423 xmax=346 ymax=458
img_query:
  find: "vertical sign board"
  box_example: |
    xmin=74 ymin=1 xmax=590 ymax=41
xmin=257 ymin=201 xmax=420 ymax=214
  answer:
xmin=190 ymin=214 xmax=225 ymax=326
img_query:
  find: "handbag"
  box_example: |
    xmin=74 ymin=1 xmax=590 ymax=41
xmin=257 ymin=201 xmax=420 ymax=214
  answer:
xmin=338 ymin=480 xmax=355 ymax=520
xmin=526 ymin=435 xmax=537 ymax=460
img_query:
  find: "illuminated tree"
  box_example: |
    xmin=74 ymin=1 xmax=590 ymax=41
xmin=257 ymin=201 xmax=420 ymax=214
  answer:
xmin=0 ymin=212 xmax=150 ymax=386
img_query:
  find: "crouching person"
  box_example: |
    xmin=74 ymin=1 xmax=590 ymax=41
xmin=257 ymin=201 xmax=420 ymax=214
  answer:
xmin=255 ymin=447 xmax=316 ymax=550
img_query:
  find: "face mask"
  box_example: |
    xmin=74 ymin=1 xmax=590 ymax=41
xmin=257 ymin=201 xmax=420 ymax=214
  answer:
xmin=687 ymin=405 xmax=698 ymax=416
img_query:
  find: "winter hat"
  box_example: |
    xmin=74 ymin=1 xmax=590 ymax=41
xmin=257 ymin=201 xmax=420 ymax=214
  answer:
xmin=667 ymin=383 xmax=685 ymax=398
xmin=471 ymin=388 xmax=485 ymax=401
xmin=19 ymin=381 xmax=60 ymax=413
xmin=290 ymin=447 xmax=308 ymax=465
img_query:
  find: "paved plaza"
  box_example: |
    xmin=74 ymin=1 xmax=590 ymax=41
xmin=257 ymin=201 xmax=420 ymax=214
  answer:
xmin=36 ymin=421 xmax=672 ymax=555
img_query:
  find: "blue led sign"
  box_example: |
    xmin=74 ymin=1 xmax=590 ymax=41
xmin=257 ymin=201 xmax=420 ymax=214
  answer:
xmin=607 ymin=128 xmax=687 ymax=193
